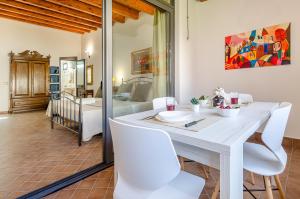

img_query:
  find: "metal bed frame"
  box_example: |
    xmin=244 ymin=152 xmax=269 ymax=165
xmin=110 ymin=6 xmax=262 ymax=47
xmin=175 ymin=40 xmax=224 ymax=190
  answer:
xmin=50 ymin=91 xmax=83 ymax=146
xmin=121 ymin=76 xmax=153 ymax=85
xmin=50 ymin=77 xmax=152 ymax=147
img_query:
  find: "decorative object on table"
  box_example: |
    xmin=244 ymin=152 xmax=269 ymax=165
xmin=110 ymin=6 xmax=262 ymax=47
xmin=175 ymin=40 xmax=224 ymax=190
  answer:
xmin=131 ymin=47 xmax=153 ymax=74
xmin=212 ymin=87 xmax=225 ymax=107
xmin=191 ymin=97 xmax=200 ymax=112
xmin=225 ymin=23 xmax=291 ymax=70
xmin=166 ymin=97 xmax=176 ymax=111
xmin=199 ymin=95 xmax=209 ymax=106
xmin=217 ymin=105 xmax=240 ymax=117
xmin=86 ymin=65 xmax=93 ymax=85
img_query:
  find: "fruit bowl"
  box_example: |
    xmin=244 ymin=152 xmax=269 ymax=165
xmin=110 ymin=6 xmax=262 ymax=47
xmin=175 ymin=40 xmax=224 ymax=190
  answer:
xmin=217 ymin=105 xmax=240 ymax=117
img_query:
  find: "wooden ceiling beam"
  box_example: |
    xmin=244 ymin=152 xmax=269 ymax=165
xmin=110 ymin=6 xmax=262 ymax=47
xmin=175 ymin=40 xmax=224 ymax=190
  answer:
xmin=113 ymin=0 xmax=155 ymax=15
xmin=0 ymin=10 xmax=88 ymax=34
xmin=45 ymin=0 xmax=124 ymax=23
xmin=14 ymin=0 xmax=101 ymax=23
xmin=0 ymin=13 xmax=84 ymax=34
xmin=78 ymin=0 xmax=139 ymax=20
xmin=112 ymin=1 xmax=140 ymax=19
xmin=0 ymin=4 xmax=97 ymax=31
xmin=0 ymin=0 xmax=101 ymax=28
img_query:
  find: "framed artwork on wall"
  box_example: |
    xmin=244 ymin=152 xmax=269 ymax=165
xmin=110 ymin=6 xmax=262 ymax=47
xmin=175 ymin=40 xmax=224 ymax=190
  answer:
xmin=86 ymin=65 xmax=93 ymax=85
xmin=131 ymin=47 xmax=153 ymax=74
xmin=225 ymin=23 xmax=291 ymax=70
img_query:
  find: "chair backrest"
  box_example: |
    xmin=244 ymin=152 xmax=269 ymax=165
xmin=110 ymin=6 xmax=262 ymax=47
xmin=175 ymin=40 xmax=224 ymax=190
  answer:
xmin=239 ymin=94 xmax=254 ymax=104
xmin=261 ymin=102 xmax=292 ymax=165
xmin=109 ymin=119 xmax=180 ymax=191
xmin=152 ymin=97 xmax=178 ymax=110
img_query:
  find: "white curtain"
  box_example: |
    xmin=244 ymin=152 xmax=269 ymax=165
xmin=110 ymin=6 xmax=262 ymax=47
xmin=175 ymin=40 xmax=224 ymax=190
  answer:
xmin=152 ymin=7 xmax=168 ymax=97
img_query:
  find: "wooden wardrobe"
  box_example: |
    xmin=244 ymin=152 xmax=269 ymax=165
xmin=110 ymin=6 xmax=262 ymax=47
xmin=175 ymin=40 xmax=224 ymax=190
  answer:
xmin=9 ymin=50 xmax=50 ymax=113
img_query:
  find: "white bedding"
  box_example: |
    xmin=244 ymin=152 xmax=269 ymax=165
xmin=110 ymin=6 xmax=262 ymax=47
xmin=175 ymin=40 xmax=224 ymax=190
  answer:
xmin=46 ymin=98 xmax=152 ymax=142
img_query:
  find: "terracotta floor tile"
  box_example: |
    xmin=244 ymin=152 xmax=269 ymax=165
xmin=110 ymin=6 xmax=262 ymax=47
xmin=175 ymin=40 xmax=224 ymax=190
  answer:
xmin=77 ymin=179 xmax=97 ymax=189
xmin=70 ymin=188 xmax=91 ymax=199
xmin=88 ymin=188 xmax=107 ymax=199
xmin=54 ymin=189 xmax=75 ymax=199
xmin=0 ymin=111 xmax=103 ymax=198
xmin=94 ymin=178 xmax=111 ymax=188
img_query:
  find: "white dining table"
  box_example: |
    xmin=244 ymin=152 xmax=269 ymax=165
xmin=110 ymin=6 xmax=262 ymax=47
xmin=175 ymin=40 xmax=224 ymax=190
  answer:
xmin=115 ymin=102 xmax=279 ymax=199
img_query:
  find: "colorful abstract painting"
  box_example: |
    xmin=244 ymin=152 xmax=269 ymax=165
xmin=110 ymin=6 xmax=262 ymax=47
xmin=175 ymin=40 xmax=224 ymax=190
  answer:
xmin=225 ymin=23 xmax=291 ymax=70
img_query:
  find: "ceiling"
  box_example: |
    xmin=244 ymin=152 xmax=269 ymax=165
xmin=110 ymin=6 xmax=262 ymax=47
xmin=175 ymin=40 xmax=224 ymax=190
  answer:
xmin=0 ymin=0 xmax=156 ymax=34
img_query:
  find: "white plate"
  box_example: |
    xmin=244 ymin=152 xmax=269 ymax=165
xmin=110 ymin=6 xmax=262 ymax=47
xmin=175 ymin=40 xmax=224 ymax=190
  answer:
xmin=156 ymin=111 xmax=192 ymax=123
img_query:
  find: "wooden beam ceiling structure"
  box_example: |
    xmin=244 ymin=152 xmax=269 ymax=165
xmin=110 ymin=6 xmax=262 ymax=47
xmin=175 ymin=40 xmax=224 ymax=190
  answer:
xmin=0 ymin=0 xmax=156 ymax=34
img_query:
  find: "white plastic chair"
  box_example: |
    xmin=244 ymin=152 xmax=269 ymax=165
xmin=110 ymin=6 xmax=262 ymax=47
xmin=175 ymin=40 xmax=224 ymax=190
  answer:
xmin=152 ymin=97 xmax=178 ymax=110
xmin=239 ymin=93 xmax=254 ymax=104
xmin=212 ymin=102 xmax=292 ymax=199
xmin=243 ymin=102 xmax=291 ymax=199
xmin=109 ymin=119 xmax=205 ymax=199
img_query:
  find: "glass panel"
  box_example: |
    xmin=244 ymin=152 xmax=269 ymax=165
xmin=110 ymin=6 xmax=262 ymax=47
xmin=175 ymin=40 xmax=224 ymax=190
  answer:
xmin=76 ymin=59 xmax=85 ymax=96
xmin=112 ymin=0 xmax=171 ymax=118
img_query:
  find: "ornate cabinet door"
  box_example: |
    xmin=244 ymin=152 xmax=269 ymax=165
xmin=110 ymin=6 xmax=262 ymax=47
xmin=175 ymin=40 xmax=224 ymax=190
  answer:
xmin=31 ymin=61 xmax=49 ymax=97
xmin=11 ymin=60 xmax=31 ymax=98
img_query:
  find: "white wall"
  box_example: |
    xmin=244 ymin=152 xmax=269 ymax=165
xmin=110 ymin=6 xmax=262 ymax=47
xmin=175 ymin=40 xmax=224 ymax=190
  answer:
xmin=81 ymin=29 xmax=102 ymax=93
xmin=176 ymin=0 xmax=300 ymax=138
xmin=0 ymin=18 xmax=81 ymax=112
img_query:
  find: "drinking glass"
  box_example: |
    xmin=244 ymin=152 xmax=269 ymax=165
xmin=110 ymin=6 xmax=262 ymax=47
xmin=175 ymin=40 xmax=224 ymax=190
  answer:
xmin=166 ymin=97 xmax=176 ymax=111
xmin=230 ymin=92 xmax=239 ymax=105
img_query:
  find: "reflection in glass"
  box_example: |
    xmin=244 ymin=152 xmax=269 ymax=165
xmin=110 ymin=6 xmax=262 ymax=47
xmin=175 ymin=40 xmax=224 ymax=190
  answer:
xmin=112 ymin=1 xmax=170 ymax=118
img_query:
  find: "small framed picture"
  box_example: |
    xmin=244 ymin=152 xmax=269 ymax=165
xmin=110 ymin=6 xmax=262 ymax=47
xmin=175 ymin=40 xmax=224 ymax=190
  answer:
xmin=131 ymin=48 xmax=153 ymax=74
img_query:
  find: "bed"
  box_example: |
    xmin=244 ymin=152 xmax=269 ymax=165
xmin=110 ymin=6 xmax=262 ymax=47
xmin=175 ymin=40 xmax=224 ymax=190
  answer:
xmin=47 ymin=77 xmax=153 ymax=146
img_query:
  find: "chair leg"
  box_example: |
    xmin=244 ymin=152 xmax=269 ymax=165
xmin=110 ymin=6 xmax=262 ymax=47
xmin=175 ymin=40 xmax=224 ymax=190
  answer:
xmin=211 ymin=179 xmax=220 ymax=199
xmin=250 ymin=172 xmax=256 ymax=185
xmin=264 ymin=176 xmax=274 ymax=199
xmin=179 ymin=156 xmax=185 ymax=170
xmin=201 ymin=166 xmax=209 ymax=179
xmin=274 ymin=175 xmax=286 ymax=199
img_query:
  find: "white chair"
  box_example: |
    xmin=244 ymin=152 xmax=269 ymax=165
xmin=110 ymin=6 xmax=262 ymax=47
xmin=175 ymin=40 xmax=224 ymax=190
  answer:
xmin=212 ymin=102 xmax=292 ymax=199
xmin=152 ymin=97 xmax=178 ymax=110
xmin=239 ymin=93 xmax=254 ymax=104
xmin=109 ymin=119 xmax=205 ymax=199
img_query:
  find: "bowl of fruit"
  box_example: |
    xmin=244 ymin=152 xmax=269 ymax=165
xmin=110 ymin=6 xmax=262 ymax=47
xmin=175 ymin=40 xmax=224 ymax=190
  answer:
xmin=217 ymin=104 xmax=240 ymax=117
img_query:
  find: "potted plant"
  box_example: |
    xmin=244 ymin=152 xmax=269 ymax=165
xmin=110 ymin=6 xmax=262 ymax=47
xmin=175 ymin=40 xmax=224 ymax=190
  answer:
xmin=199 ymin=95 xmax=209 ymax=106
xmin=190 ymin=97 xmax=200 ymax=112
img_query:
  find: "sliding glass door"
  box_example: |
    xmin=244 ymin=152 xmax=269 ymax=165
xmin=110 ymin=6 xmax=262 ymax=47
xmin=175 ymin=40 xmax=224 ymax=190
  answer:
xmin=102 ymin=0 xmax=175 ymax=163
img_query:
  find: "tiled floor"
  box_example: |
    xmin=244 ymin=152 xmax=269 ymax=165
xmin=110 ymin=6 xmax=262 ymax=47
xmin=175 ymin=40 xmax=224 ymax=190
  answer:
xmin=46 ymin=135 xmax=300 ymax=199
xmin=0 ymin=111 xmax=103 ymax=198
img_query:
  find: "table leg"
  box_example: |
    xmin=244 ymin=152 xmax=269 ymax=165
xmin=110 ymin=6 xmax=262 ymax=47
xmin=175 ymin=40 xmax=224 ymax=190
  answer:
xmin=220 ymin=143 xmax=243 ymax=199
